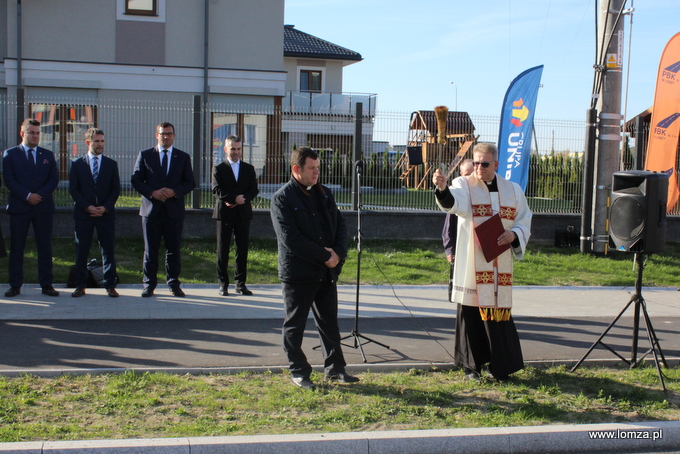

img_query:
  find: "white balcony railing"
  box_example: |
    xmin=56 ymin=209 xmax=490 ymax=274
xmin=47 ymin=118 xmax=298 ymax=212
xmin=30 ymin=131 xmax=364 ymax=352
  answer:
xmin=282 ymin=91 xmax=377 ymax=116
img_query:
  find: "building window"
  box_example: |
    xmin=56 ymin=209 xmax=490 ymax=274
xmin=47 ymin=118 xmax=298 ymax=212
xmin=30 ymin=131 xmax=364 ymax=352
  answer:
xmin=29 ymin=104 xmax=97 ymax=180
xmin=211 ymin=113 xmax=267 ymax=178
xmin=125 ymin=0 xmax=157 ymax=16
xmin=300 ymin=70 xmax=322 ymax=92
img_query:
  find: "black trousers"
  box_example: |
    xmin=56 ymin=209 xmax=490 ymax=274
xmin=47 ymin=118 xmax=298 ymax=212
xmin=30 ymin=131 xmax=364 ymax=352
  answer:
xmin=216 ymin=218 xmax=250 ymax=288
xmin=454 ymin=303 xmax=524 ymax=379
xmin=8 ymin=210 xmax=53 ymax=288
xmin=141 ymin=208 xmax=183 ymax=289
xmin=74 ymin=215 xmax=117 ymax=289
xmin=281 ymin=281 xmax=347 ymax=378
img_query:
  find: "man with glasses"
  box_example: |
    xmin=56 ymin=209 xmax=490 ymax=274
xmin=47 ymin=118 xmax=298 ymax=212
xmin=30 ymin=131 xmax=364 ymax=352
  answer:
xmin=433 ymin=143 xmax=532 ymax=382
xmin=131 ymin=122 xmax=196 ymax=298
xmin=3 ymin=118 xmax=59 ymax=297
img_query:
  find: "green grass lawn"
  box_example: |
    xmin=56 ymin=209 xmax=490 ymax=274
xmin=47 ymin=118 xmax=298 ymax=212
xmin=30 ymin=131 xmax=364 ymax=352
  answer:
xmin=1 ymin=238 xmax=680 ymax=287
xmin=0 ymin=365 xmax=678 ymax=442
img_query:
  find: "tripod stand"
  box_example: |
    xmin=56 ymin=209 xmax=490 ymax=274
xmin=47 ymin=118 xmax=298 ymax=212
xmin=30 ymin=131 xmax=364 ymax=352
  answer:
xmin=338 ymin=160 xmax=391 ymax=362
xmin=571 ymin=253 xmax=668 ymax=390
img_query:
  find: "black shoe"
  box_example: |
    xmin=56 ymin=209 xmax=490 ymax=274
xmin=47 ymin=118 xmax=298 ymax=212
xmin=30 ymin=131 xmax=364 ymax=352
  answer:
xmin=325 ymin=372 xmax=360 ymax=383
xmin=235 ymin=285 xmax=253 ymax=296
xmin=171 ymin=287 xmax=185 ymax=297
xmin=141 ymin=287 xmax=154 ymax=298
xmin=42 ymin=286 xmax=60 ymax=297
xmin=219 ymin=288 xmax=229 ymax=296
xmin=71 ymin=287 xmax=86 ymax=298
xmin=291 ymin=376 xmax=316 ymax=390
xmin=4 ymin=287 xmax=20 ymax=297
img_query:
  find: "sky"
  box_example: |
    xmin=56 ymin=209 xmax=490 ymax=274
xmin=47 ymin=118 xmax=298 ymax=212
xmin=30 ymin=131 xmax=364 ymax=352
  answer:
xmin=284 ymin=0 xmax=680 ymax=122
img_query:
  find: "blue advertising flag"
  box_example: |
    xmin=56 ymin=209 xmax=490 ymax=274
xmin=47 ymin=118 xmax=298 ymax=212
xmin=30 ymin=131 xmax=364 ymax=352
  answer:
xmin=497 ymin=65 xmax=543 ymax=191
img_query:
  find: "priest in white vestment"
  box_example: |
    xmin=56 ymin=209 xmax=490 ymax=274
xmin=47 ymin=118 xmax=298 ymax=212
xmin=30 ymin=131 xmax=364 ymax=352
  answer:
xmin=433 ymin=143 xmax=532 ymax=381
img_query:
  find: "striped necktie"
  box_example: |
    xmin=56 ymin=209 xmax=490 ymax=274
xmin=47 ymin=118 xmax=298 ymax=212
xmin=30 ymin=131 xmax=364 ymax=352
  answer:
xmin=92 ymin=156 xmax=99 ymax=182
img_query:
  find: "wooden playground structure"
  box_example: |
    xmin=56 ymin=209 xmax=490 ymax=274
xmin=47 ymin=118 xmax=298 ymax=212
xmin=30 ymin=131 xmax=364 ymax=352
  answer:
xmin=398 ymin=108 xmax=478 ymax=189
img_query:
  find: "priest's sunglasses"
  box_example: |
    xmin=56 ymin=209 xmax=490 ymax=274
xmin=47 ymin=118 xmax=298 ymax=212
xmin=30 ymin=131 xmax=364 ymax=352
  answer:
xmin=473 ymin=161 xmax=492 ymax=168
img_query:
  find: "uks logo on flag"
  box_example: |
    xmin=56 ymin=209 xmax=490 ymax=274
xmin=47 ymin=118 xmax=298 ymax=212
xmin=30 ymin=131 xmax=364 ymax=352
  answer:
xmin=509 ymin=98 xmax=530 ymax=127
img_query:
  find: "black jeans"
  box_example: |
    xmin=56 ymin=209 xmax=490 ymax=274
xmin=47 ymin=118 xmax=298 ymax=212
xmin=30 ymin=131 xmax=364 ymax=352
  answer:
xmin=216 ymin=218 xmax=250 ymax=288
xmin=281 ymin=281 xmax=347 ymax=378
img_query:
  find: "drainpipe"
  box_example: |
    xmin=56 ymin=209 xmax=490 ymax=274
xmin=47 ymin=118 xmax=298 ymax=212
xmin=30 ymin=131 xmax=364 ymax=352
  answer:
xmin=203 ymin=0 xmax=209 ymax=104
xmin=16 ymin=0 xmax=25 ymax=136
xmin=193 ymin=0 xmax=209 ymax=208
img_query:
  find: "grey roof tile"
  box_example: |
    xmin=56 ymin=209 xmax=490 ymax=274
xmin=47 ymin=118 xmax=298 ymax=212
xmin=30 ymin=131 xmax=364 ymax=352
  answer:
xmin=284 ymin=25 xmax=362 ymax=61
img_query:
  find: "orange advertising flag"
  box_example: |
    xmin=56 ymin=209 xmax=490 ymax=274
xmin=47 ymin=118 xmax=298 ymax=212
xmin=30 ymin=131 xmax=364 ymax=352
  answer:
xmin=646 ymin=32 xmax=680 ymax=211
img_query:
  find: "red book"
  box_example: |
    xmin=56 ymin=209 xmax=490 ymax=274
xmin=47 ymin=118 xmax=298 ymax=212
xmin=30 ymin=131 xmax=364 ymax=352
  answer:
xmin=474 ymin=213 xmax=510 ymax=262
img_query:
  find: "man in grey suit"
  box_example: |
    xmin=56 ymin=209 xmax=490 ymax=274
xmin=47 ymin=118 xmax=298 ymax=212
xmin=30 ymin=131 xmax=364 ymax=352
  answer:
xmin=69 ymin=128 xmax=121 ymax=298
xmin=131 ymin=122 xmax=196 ymax=298
xmin=3 ymin=118 xmax=59 ymax=297
xmin=212 ymin=135 xmax=259 ymax=296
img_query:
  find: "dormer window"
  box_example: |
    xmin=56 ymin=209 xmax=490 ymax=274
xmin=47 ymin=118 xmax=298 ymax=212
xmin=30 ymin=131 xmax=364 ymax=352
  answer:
xmin=300 ymin=69 xmax=322 ymax=92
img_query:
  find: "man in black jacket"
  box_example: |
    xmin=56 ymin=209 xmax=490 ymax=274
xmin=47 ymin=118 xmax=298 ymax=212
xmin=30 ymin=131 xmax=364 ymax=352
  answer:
xmin=270 ymin=147 xmax=359 ymax=390
xmin=212 ymin=135 xmax=259 ymax=296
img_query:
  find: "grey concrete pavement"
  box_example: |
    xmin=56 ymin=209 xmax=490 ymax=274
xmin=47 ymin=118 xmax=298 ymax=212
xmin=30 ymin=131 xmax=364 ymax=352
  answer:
xmin=2 ymin=284 xmax=679 ymax=320
xmin=1 ymin=421 xmax=679 ymax=453
xmin=0 ymin=284 xmax=679 ymax=453
xmin=1 ymin=284 xmax=679 ymax=373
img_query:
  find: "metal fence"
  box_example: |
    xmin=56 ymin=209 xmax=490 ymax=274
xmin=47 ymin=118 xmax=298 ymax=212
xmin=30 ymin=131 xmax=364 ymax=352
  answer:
xmin=0 ymin=95 xmax=634 ymax=215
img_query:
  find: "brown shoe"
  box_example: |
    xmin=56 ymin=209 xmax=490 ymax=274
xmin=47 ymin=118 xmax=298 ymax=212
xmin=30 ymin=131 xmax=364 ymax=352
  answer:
xmin=71 ymin=287 xmax=86 ymax=298
xmin=107 ymin=288 xmax=119 ymax=298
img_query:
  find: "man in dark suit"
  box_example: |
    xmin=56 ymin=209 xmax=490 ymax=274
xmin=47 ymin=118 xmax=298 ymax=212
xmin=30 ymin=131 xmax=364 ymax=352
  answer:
xmin=212 ymin=135 xmax=259 ymax=296
xmin=2 ymin=118 xmax=59 ymax=297
xmin=69 ymin=128 xmax=121 ymax=298
xmin=131 ymin=122 xmax=196 ymax=298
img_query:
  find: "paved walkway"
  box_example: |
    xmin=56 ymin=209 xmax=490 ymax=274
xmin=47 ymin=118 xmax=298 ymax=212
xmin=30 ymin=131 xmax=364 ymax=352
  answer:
xmin=0 ymin=284 xmax=678 ymax=453
xmin=1 ymin=284 xmax=679 ymax=371
xmin=2 ymin=284 xmax=679 ymax=320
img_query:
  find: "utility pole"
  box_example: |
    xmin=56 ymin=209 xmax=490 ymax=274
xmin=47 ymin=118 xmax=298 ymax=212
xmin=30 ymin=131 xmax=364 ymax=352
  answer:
xmin=591 ymin=0 xmax=626 ymax=254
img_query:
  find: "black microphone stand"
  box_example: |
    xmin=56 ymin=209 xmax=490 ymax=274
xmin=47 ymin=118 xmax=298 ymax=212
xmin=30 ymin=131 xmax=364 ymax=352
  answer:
xmin=340 ymin=159 xmax=391 ymax=362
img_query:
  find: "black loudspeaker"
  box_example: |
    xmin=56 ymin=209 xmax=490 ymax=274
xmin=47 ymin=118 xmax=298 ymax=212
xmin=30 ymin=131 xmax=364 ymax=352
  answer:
xmin=407 ymin=146 xmax=423 ymax=165
xmin=609 ymin=170 xmax=669 ymax=254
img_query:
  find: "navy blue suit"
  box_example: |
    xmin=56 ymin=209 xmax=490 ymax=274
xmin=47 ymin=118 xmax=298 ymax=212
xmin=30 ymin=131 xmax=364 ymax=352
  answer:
xmin=2 ymin=145 xmax=58 ymax=288
xmin=131 ymin=146 xmax=195 ymax=289
xmin=69 ymin=154 xmax=121 ymax=289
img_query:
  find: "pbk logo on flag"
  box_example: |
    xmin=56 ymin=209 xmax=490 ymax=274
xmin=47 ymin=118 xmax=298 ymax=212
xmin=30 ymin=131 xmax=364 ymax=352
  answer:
xmin=662 ymin=61 xmax=680 ymax=82
xmin=510 ymin=98 xmax=530 ymax=127
xmin=654 ymin=112 xmax=680 ymax=137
